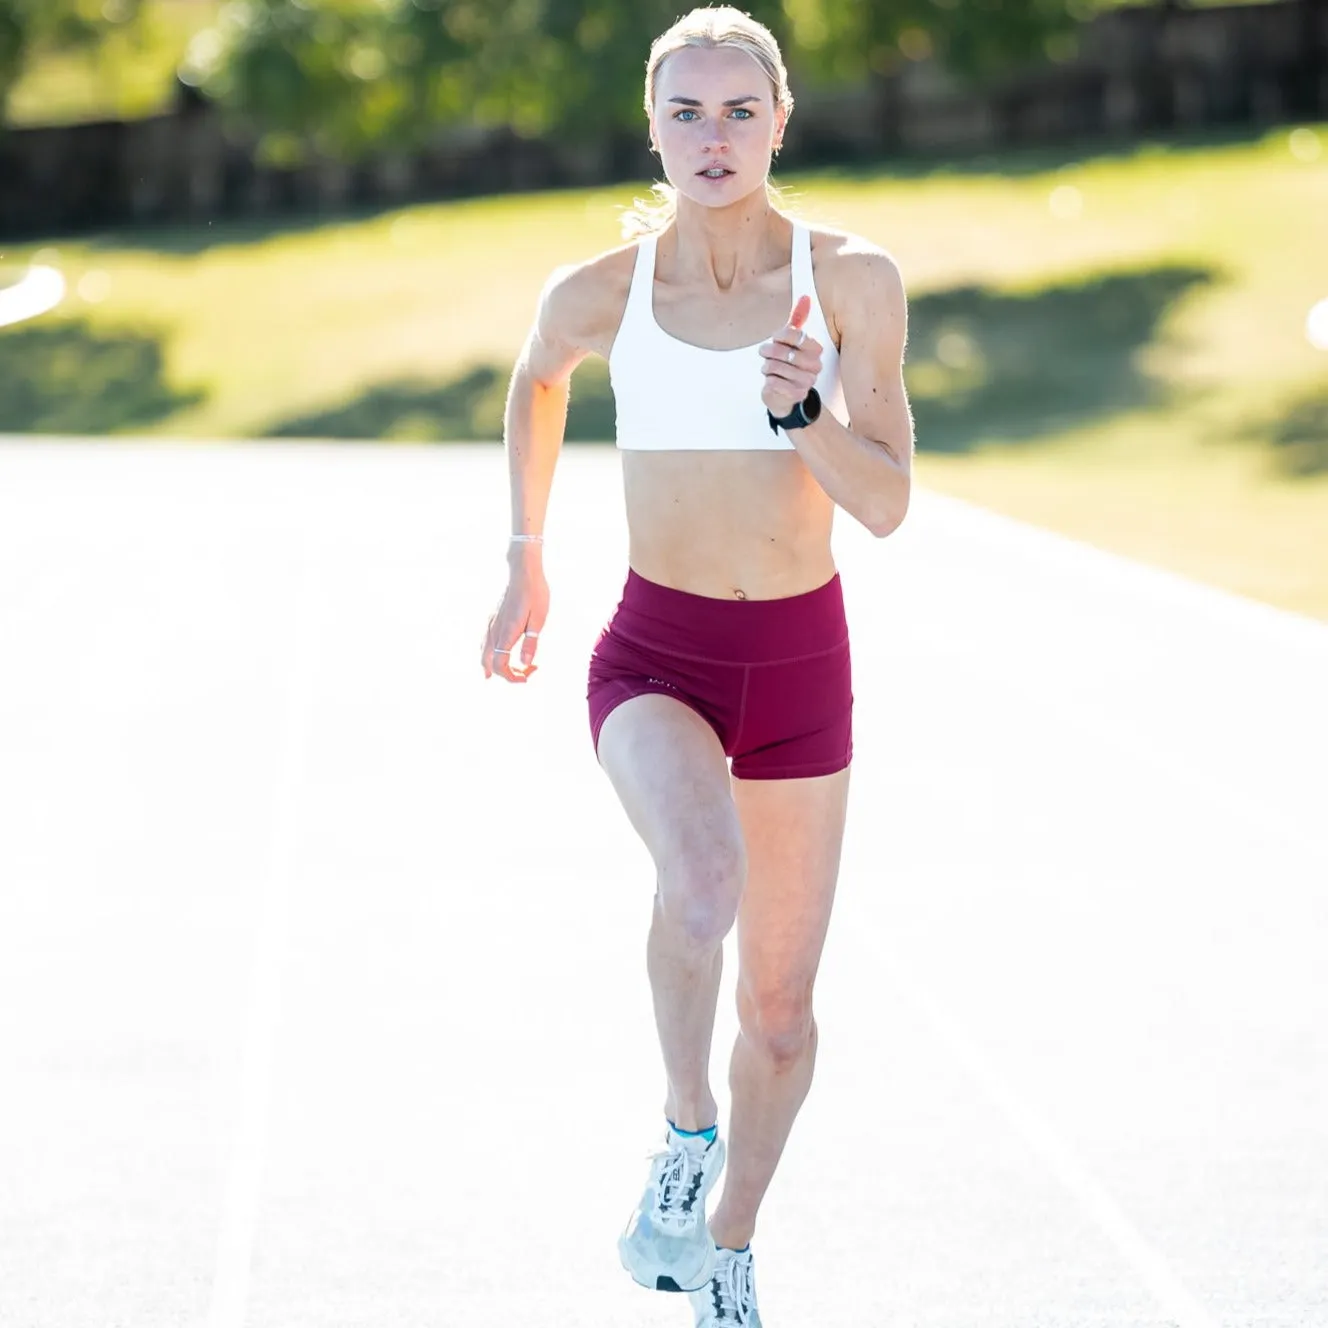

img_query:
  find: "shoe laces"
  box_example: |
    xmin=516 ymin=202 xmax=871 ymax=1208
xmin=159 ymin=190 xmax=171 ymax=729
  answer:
xmin=649 ymin=1140 xmax=707 ymax=1232
xmin=706 ymin=1249 xmax=756 ymax=1324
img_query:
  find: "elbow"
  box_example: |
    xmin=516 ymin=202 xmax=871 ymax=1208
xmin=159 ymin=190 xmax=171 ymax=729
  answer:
xmin=866 ymin=480 xmax=911 ymax=539
xmin=867 ymin=512 xmax=905 ymax=539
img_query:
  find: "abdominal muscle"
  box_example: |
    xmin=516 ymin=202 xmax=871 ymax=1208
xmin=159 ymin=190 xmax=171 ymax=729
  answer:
xmin=621 ymin=449 xmax=837 ymax=601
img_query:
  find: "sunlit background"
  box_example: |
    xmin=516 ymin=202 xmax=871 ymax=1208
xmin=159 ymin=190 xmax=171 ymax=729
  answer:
xmin=2 ymin=5 xmax=1327 ymax=1328
xmin=0 ymin=0 xmax=1325 ymax=613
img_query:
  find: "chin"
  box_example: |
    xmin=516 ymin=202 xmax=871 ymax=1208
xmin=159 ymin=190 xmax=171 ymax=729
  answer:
xmin=674 ymin=175 xmax=766 ymax=211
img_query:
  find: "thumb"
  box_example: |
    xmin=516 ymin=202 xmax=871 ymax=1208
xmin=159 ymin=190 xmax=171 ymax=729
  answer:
xmin=788 ymin=294 xmax=812 ymax=331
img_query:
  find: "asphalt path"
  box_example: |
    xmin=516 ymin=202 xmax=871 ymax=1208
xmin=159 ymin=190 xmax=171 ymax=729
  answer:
xmin=1 ymin=440 xmax=1324 ymax=1328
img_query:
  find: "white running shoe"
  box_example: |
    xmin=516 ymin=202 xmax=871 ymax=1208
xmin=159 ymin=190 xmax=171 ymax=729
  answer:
xmin=689 ymin=1244 xmax=762 ymax=1326
xmin=618 ymin=1126 xmax=726 ymax=1293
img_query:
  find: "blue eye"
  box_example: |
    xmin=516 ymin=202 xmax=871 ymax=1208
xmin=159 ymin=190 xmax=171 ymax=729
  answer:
xmin=675 ymin=109 xmax=698 ymax=121
xmin=731 ymin=108 xmax=753 ymax=119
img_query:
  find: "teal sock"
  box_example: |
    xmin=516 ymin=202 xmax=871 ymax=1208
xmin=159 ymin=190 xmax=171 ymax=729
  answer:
xmin=667 ymin=1118 xmax=718 ymax=1144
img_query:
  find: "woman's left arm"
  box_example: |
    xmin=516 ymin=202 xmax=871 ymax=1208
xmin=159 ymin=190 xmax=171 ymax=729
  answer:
xmin=761 ymin=243 xmax=914 ymax=537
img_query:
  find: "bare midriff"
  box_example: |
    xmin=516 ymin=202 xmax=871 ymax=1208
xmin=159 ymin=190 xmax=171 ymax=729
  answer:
xmin=621 ymin=449 xmax=836 ymax=601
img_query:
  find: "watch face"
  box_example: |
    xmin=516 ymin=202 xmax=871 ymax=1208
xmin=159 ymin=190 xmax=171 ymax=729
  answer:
xmin=802 ymin=388 xmax=822 ymax=423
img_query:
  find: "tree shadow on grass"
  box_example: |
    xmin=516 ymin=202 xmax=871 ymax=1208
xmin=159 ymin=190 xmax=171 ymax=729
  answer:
xmin=1230 ymin=389 xmax=1328 ymax=478
xmin=265 ymin=359 xmax=617 ymax=442
xmin=260 ymin=263 xmax=1215 ymax=447
xmin=803 ymin=124 xmax=1274 ymax=184
xmin=77 ymin=209 xmax=398 ymax=258
xmin=907 ymin=263 xmax=1215 ymax=451
xmin=0 ymin=319 xmax=205 ymax=433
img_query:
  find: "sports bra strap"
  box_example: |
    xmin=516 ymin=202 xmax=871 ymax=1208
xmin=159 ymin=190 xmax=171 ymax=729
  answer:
xmin=609 ymin=220 xmax=845 ymax=452
xmin=623 ymin=233 xmax=658 ymax=325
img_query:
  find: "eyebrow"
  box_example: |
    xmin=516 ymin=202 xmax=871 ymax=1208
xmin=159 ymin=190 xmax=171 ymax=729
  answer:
xmin=667 ymin=95 xmax=762 ymax=107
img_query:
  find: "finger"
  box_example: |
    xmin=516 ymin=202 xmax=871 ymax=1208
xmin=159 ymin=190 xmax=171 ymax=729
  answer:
xmin=762 ymin=372 xmax=817 ymax=401
xmin=762 ymin=362 xmax=819 ymax=412
xmin=491 ymin=644 xmax=526 ymax=683
xmin=519 ymin=624 xmax=542 ymax=670
xmin=497 ymin=628 xmax=527 ymax=681
xmin=760 ymin=337 xmax=822 ymax=367
xmin=501 ymin=630 xmax=541 ymax=682
xmin=761 ymin=357 xmax=821 ymax=387
xmin=487 ymin=616 xmax=524 ymax=681
xmin=766 ymin=331 xmax=820 ymax=357
xmin=761 ymin=339 xmax=821 ymax=366
xmin=481 ymin=616 xmax=497 ymax=677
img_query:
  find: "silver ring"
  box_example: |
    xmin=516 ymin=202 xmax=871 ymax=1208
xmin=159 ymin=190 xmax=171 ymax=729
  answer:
xmin=524 ymin=630 xmax=539 ymax=638
xmin=493 ymin=648 xmax=511 ymax=655
xmin=786 ymin=347 xmax=796 ymax=363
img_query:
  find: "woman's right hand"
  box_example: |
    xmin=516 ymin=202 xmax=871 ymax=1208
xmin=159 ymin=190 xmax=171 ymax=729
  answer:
xmin=481 ymin=556 xmax=550 ymax=683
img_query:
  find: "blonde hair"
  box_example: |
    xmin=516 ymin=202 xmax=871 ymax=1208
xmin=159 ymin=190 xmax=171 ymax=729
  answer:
xmin=622 ymin=6 xmax=794 ymax=239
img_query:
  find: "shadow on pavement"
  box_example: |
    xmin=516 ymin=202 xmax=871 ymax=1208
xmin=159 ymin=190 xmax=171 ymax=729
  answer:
xmin=0 ymin=318 xmax=204 ymax=434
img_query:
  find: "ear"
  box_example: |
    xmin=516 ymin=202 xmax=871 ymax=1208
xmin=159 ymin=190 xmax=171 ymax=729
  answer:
xmin=772 ymin=104 xmax=787 ymax=154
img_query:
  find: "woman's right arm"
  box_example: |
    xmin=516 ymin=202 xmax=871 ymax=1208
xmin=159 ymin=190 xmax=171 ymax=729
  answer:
xmin=481 ymin=252 xmax=628 ymax=683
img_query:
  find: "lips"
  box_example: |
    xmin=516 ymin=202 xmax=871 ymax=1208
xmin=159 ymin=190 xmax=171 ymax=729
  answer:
xmin=697 ymin=167 xmax=734 ymax=178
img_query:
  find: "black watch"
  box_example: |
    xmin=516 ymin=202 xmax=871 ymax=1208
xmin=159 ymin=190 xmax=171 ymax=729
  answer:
xmin=767 ymin=388 xmax=822 ymax=435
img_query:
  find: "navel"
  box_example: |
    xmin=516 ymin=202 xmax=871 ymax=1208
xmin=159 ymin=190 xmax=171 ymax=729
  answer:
xmin=733 ymin=588 xmax=748 ymax=600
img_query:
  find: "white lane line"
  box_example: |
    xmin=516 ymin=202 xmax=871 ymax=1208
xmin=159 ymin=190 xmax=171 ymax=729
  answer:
xmin=0 ymin=265 xmax=66 ymax=328
xmin=207 ymin=534 xmax=321 ymax=1328
xmin=866 ymin=934 xmax=1220 ymax=1328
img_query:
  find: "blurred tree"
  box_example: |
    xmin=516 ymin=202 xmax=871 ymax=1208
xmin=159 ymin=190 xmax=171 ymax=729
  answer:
xmin=780 ymin=0 xmax=1090 ymax=84
xmin=183 ymin=0 xmax=1091 ymax=161
xmin=0 ymin=0 xmax=144 ymax=124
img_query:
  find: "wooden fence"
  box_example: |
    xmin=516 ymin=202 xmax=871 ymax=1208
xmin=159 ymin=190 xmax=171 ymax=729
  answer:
xmin=1 ymin=0 xmax=1324 ymax=238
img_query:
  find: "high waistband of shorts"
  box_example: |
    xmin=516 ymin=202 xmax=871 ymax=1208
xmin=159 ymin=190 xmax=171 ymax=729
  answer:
xmin=609 ymin=566 xmax=848 ymax=666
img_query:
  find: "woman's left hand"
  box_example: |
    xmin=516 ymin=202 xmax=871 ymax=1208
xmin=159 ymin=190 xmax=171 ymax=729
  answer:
xmin=759 ymin=294 xmax=822 ymax=420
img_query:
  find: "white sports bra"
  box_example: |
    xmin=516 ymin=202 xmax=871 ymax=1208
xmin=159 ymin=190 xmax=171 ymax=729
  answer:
xmin=609 ymin=223 xmax=849 ymax=452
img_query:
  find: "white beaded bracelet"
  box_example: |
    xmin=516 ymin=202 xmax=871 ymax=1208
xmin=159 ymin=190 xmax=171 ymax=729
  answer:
xmin=510 ymin=534 xmax=544 ymax=543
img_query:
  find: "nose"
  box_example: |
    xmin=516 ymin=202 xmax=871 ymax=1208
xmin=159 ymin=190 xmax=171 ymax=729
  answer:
xmin=701 ymin=124 xmax=730 ymax=153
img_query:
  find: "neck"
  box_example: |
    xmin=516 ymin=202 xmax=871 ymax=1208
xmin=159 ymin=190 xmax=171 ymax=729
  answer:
xmin=666 ymin=187 xmax=787 ymax=290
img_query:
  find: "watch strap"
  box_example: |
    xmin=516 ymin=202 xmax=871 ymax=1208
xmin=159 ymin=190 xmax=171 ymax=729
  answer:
xmin=767 ymin=388 xmax=821 ymax=435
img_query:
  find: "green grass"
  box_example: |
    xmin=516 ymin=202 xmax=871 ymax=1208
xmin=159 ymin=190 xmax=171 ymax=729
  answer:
xmin=5 ymin=0 xmax=221 ymax=127
xmin=1 ymin=127 xmax=1326 ymax=619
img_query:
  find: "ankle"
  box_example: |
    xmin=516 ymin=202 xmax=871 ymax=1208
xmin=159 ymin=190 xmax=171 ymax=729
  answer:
xmin=664 ymin=1098 xmax=719 ymax=1135
xmin=708 ymin=1213 xmax=754 ymax=1251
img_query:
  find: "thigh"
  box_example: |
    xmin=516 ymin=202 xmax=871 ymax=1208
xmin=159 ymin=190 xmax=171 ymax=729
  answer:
xmin=731 ymin=768 xmax=851 ymax=995
xmin=596 ymin=692 xmax=744 ymax=876
xmin=733 ymin=641 xmax=852 ymax=780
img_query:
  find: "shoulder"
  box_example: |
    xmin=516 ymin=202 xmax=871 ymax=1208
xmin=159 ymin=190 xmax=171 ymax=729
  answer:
xmin=534 ymin=241 xmax=640 ymax=359
xmin=805 ymin=224 xmax=907 ymax=346
xmin=802 ymin=225 xmax=908 ymax=355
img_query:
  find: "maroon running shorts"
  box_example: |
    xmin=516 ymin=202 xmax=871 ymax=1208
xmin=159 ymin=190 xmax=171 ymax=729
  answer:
xmin=586 ymin=568 xmax=853 ymax=780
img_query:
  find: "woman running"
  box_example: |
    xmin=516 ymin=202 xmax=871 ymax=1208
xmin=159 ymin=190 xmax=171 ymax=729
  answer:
xmin=481 ymin=7 xmax=913 ymax=1324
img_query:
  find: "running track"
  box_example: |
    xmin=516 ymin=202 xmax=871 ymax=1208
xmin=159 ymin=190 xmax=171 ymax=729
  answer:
xmin=1 ymin=440 xmax=1324 ymax=1328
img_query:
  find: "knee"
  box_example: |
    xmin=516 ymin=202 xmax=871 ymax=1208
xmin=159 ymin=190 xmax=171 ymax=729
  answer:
xmin=656 ymin=835 xmax=747 ymax=948
xmin=737 ymin=981 xmax=817 ymax=1068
